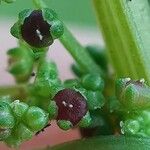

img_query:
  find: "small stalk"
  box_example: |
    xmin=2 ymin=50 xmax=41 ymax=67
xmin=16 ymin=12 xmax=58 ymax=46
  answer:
xmin=32 ymin=0 xmax=47 ymax=9
xmin=60 ymin=26 xmax=104 ymax=76
xmin=0 ymin=85 xmax=27 ymax=99
xmin=93 ymin=0 xmax=150 ymax=84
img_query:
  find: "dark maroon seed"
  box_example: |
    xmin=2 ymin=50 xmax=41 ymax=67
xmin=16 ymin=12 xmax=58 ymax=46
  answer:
xmin=54 ymin=89 xmax=88 ymax=126
xmin=21 ymin=10 xmax=53 ymax=48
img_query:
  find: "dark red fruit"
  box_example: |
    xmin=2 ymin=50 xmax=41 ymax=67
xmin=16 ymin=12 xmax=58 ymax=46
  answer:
xmin=21 ymin=10 xmax=53 ymax=48
xmin=54 ymin=89 xmax=87 ymax=126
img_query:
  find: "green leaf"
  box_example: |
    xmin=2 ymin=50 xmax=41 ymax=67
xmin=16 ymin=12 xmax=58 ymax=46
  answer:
xmin=50 ymin=136 xmax=150 ymax=150
xmin=93 ymin=0 xmax=150 ymax=84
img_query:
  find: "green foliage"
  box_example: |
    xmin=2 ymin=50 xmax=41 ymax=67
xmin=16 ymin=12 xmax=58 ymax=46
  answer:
xmin=7 ymin=44 xmax=34 ymax=83
xmin=50 ymin=136 xmax=150 ymax=150
xmin=1 ymin=0 xmax=150 ymax=149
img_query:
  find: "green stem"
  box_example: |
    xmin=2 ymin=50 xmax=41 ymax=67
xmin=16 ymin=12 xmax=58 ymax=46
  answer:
xmin=0 ymin=85 xmax=27 ymax=99
xmin=93 ymin=0 xmax=150 ymax=84
xmin=60 ymin=26 xmax=104 ymax=76
xmin=32 ymin=0 xmax=47 ymax=9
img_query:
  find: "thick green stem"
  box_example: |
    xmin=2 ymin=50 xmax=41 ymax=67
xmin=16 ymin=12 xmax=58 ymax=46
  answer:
xmin=60 ymin=26 xmax=104 ymax=76
xmin=93 ymin=0 xmax=150 ymax=84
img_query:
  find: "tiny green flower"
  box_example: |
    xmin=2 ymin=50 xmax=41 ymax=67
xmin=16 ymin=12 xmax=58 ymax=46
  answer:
xmin=121 ymin=120 xmax=140 ymax=135
xmin=7 ymin=46 xmax=34 ymax=83
xmin=16 ymin=123 xmax=33 ymax=141
xmin=0 ymin=102 xmax=15 ymax=140
xmin=10 ymin=100 xmax=29 ymax=119
xmin=0 ymin=102 xmax=15 ymax=129
xmin=57 ymin=120 xmax=73 ymax=131
xmin=85 ymin=91 xmax=105 ymax=110
xmin=24 ymin=106 xmax=49 ymax=132
xmin=81 ymin=74 xmax=104 ymax=91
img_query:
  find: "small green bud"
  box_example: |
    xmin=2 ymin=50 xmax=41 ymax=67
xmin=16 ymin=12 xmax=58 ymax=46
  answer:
xmin=16 ymin=123 xmax=33 ymax=141
xmin=48 ymin=101 xmax=58 ymax=120
xmin=50 ymin=20 xmax=64 ymax=39
xmin=57 ymin=120 xmax=73 ymax=131
xmin=79 ymin=111 xmax=91 ymax=128
xmin=0 ymin=102 xmax=15 ymax=129
xmin=6 ymin=123 xmax=33 ymax=147
xmin=7 ymin=46 xmax=34 ymax=83
xmin=107 ymin=96 xmax=121 ymax=113
xmin=85 ymin=91 xmax=105 ymax=110
xmin=42 ymin=8 xmax=64 ymax=38
xmin=10 ymin=9 xmax=32 ymax=39
xmin=10 ymin=22 xmax=20 ymax=39
xmin=121 ymin=120 xmax=140 ymax=135
xmin=24 ymin=106 xmax=49 ymax=132
xmin=10 ymin=100 xmax=29 ymax=119
xmin=81 ymin=74 xmax=104 ymax=91
xmin=42 ymin=8 xmax=57 ymax=23
xmin=18 ymin=9 xmax=32 ymax=24
xmin=5 ymin=134 xmax=21 ymax=148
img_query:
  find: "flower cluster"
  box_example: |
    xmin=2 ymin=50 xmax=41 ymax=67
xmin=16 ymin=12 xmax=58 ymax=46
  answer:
xmin=0 ymin=97 xmax=49 ymax=147
xmin=113 ymin=78 xmax=150 ymax=137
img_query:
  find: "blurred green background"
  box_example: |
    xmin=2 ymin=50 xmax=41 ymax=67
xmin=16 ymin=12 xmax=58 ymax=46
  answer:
xmin=0 ymin=0 xmax=97 ymax=26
